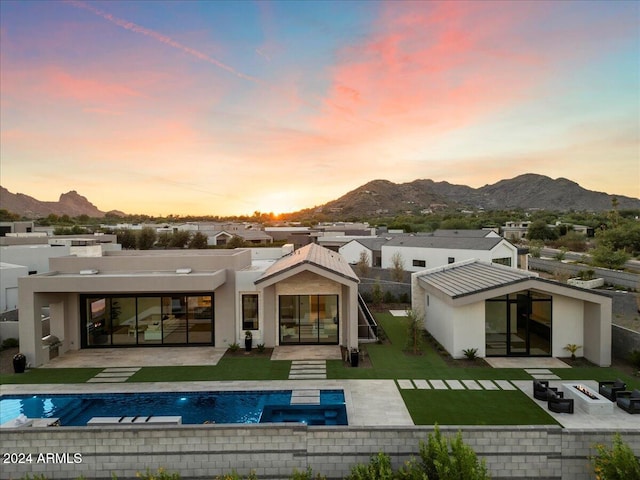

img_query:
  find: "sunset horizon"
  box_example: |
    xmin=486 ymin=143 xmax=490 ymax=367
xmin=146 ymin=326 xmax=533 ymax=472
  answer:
xmin=1 ymin=0 xmax=638 ymax=216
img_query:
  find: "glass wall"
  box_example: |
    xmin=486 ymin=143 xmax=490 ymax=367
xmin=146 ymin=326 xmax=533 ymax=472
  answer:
xmin=81 ymin=293 xmax=213 ymax=347
xmin=279 ymin=295 xmax=338 ymax=345
xmin=242 ymin=294 xmax=259 ymax=330
xmin=485 ymin=290 xmax=551 ymax=356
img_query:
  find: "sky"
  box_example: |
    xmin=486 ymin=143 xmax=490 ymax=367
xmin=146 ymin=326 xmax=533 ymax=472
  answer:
xmin=1 ymin=0 xmax=638 ymax=216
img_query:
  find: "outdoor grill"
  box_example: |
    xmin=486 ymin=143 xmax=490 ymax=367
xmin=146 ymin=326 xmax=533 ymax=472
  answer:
xmin=42 ymin=334 xmax=61 ymax=359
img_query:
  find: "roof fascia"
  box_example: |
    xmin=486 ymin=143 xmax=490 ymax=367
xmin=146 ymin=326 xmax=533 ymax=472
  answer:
xmin=255 ymin=262 xmax=358 ymax=288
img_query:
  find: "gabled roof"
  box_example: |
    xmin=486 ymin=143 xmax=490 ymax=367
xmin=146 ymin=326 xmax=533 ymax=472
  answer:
xmin=416 ymin=260 xmax=537 ymax=298
xmin=384 ymin=235 xmax=505 ymax=250
xmin=346 ymin=237 xmax=388 ymax=252
xmin=255 ymin=243 xmax=359 ymax=285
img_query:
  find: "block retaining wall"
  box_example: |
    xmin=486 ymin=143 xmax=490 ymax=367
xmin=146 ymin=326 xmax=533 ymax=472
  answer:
xmin=2 ymin=425 xmax=639 ymax=480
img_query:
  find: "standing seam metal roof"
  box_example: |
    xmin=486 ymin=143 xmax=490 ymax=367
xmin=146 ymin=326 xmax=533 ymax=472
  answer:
xmin=417 ymin=261 xmax=536 ymax=298
xmin=256 ymin=243 xmax=359 ymax=284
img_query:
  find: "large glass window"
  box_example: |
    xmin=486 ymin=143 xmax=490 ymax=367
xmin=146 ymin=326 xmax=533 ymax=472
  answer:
xmin=242 ymin=294 xmax=259 ymax=330
xmin=485 ymin=290 xmax=551 ymax=357
xmin=279 ymin=295 xmax=338 ymax=345
xmin=81 ymin=293 xmax=214 ymax=347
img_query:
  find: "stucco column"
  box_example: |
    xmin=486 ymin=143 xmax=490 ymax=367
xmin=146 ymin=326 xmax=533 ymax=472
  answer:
xmin=17 ymin=285 xmax=45 ymax=368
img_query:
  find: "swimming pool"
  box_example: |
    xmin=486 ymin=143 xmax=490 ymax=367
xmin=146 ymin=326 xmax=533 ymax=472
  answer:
xmin=0 ymin=390 xmax=347 ymax=426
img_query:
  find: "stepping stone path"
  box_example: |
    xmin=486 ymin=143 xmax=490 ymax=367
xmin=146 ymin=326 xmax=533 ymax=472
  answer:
xmin=525 ymin=368 xmax=560 ymax=380
xmin=87 ymin=367 xmax=140 ymax=383
xmin=397 ymin=379 xmax=518 ymax=391
xmin=288 ymin=360 xmax=326 ymax=380
xmin=290 ymin=389 xmax=321 ymax=405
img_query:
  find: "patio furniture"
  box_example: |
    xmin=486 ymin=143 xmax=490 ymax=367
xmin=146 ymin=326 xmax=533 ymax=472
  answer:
xmin=547 ymin=390 xmax=574 ymax=414
xmin=598 ymin=379 xmax=626 ymax=401
xmin=615 ymin=389 xmax=640 ymax=414
xmin=533 ymin=380 xmax=559 ymax=401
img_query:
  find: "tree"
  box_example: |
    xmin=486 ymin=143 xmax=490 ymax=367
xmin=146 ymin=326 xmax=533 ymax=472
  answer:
xmin=0 ymin=209 xmax=20 ymax=221
xmin=371 ymin=278 xmax=383 ymax=306
xmin=118 ymin=229 xmax=137 ymax=249
xmin=590 ymin=244 xmax=630 ymax=270
xmin=226 ymin=235 xmax=246 ymax=249
xmin=188 ymin=232 xmax=209 ymax=249
xmin=390 ymin=251 xmax=405 ymax=283
xmin=355 ymin=251 xmax=371 ymax=278
xmin=156 ymin=232 xmax=172 ymax=249
xmin=405 ymin=309 xmax=424 ymax=355
xmin=169 ymin=230 xmax=192 ymax=248
xmin=527 ymin=220 xmax=558 ymax=241
xmin=137 ymin=227 xmax=157 ymax=250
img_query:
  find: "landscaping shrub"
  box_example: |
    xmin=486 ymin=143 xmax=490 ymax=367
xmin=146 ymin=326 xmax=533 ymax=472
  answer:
xmin=404 ymin=310 xmax=424 ymax=355
xmin=346 ymin=452 xmax=395 ymax=480
xmin=592 ymin=433 xmax=640 ymax=480
xmin=290 ymin=467 xmax=326 ymax=480
xmin=628 ymin=349 xmax=640 ymax=370
xmin=136 ymin=468 xmax=182 ymax=480
xmin=1 ymin=337 xmax=19 ymax=350
xmin=228 ymin=342 xmax=240 ymax=353
xmin=415 ymin=425 xmax=490 ymax=480
xmin=463 ymin=348 xmax=478 ymax=360
xmin=383 ymin=291 xmax=397 ymax=304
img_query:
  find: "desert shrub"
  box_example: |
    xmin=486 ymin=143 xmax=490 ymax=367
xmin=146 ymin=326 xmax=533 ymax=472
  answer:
xmin=228 ymin=342 xmax=240 ymax=353
xmin=463 ymin=348 xmax=478 ymax=360
xmin=628 ymin=349 xmax=640 ymax=370
xmin=383 ymin=291 xmax=397 ymax=304
xmin=417 ymin=425 xmax=490 ymax=480
xmin=256 ymin=343 xmax=265 ymax=353
xmin=1 ymin=337 xmax=19 ymax=349
xmin=136 ymin=468 xmax=181 ymax=480
xmin=346 ymin=452 xmax=394 ymax=480
xmin=592 ymin=433 xmax=640 ymax=480
xmin=290 ymin=467 xmax=326 ymax=480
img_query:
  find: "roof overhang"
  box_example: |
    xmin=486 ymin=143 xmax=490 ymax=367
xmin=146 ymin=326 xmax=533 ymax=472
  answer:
xmin=255 ymin=262 xmax=359 ymax=289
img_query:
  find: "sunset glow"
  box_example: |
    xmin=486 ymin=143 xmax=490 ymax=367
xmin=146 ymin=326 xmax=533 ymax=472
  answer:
xmin=1 ymin=0 xmax=638 ymax=216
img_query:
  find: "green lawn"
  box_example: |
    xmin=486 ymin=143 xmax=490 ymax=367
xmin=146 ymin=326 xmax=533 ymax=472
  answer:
xmin=0 ymin=368 xmax=101 ymax=384
xmin=401 ymin=389 xmax=559 ymax=425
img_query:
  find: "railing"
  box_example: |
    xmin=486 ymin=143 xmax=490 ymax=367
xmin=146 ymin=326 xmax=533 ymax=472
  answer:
xmin=357 ymin=293 xmax=378 ymax=340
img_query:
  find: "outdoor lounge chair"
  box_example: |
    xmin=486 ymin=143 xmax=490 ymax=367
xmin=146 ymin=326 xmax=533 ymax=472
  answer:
xmin=547 ymin=390 xmax=574 ymax=414
xmin=598 ymin=379 xmax=626 ymax=401
xmin=615 ymin=389 xmax=640 ymax=414
xmin=533 ymin=380 xmax=559 ymax=401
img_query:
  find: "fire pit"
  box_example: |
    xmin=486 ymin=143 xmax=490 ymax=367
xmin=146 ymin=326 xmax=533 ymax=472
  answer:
xmin=562 ymin=383 xmax=614 ymax=415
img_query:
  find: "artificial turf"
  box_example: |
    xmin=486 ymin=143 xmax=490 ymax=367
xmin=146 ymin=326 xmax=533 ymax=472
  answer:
xmin=400 ymin=389 xmax=560 ymax=425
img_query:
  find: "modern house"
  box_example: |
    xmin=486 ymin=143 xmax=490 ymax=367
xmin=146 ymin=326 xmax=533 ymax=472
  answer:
xmin=411 ymin=260 xmax=612 ymax=366
xmin=18 ymin=243 xmax=359 ymax=367
xmin=382 ymin=234 xmax=518 ymax=272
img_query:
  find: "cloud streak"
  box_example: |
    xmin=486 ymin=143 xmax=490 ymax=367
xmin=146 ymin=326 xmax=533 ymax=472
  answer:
xmin=64 ymin=0 xmax=262 ymax=84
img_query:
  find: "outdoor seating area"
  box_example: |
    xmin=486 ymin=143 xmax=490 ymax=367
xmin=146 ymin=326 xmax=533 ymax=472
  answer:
xmin=547 ymin=389 xmax=574 ymax=414
xmin=616 ymin=389 xmax=640 ymax=414
xmin=598 ymin=379 xmax=627 ymax=401
xmin=533 ymin=380 xmax=559 ymax=401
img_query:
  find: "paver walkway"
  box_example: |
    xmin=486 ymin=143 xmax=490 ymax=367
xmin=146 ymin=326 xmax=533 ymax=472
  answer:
xmin=288 ymin=360 xmax=327 ymax=380
xmin=87 ymin=367 xmax=140 ymax=383
xmin=396 ymin=379 xmax=517 ymax=390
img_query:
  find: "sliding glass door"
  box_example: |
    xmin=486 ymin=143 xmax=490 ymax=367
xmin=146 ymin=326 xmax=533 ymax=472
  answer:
xmin=279 ymin=295 xmax=338 ymax=345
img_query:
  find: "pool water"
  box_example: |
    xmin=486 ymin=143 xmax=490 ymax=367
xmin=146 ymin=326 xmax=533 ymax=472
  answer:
xmin=0 ymin=390 xmax=346 ymax=426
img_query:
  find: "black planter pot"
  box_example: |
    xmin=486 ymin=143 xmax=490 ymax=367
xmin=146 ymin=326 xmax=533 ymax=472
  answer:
xmin=350 ymin=351 xmax=359 ymax=367
xmin=244 ymin=338 xmax=252 ymax=352
xmin=13 ymin=354 xmax=26 ymax=374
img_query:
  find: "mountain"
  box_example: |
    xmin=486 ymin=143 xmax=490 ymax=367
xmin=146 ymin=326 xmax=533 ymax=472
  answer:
xmin=0 ymin=187 xmax=124 ymax=218
xmin=308 ymin=174 xmax=640 ymax=218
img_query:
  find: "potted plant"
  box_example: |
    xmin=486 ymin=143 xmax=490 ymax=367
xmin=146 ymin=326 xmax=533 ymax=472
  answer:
xmin=12 ymin=353 xmax=26 ymax=374
xmin=350 ymin=347 xmax=359 ymax=367
xmin=244 ymin=330 xmax=253 ymax=352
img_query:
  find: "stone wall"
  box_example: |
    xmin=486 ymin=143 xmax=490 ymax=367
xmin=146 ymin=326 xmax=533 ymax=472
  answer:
xmin=2 ymin=425 xmax=639 ymax=480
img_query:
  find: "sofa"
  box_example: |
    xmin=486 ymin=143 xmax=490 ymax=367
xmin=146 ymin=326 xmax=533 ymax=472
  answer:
xmin=547 ymin=390 xmax=574 ymax=414
xmin=599 ymin=379 xmax=627 ymax=401
xmin=616 ymin=389 xmax=640 ymax=414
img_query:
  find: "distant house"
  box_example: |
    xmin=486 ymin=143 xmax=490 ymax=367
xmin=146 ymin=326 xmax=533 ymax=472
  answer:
xmin=381 ymin=234 xmax=518 ymax=272
xmin=411 ymin=260 xmax=611 ymax=366
xmin=339 ymin=237 xmax=388 ymax=267
xmin=18 ymin=243 xmax=359 ymax=368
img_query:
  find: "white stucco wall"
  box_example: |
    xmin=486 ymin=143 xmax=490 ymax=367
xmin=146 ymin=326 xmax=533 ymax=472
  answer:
xmin=551 ymin=295 xmax=585 ymax=358
xmin=0 ymin=245 xmax=71 ymax=274
xmin=381 ymin=240 xmax=517 ymax=272
xmin=339 ymin=241 xmax=372 ymax=266
xmin=1 ymin=263 xmax=28 ymax=312
xmin=424 ymin=294 xmax=454 ymax=354
xmin=451 ymin=301 xmax=486 ymax=358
